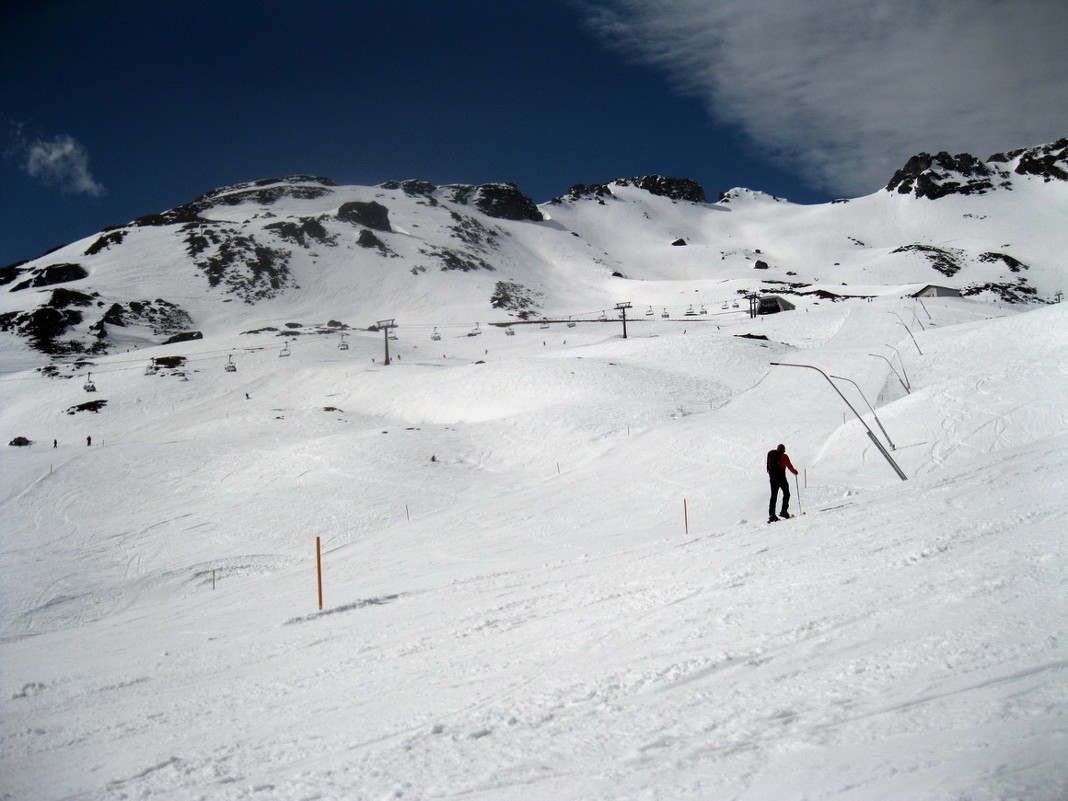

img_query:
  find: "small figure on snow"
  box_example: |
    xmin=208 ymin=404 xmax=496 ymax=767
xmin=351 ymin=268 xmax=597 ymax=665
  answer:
xmin=767 ymin=443 xmax=798 ymax=523
xmin=86 ymin=435 xmax=92 ymax=447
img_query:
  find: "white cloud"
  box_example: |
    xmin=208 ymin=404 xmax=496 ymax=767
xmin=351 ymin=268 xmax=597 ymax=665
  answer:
xmin=23 ymin=134 xmax=105 ymax=196
xmin=582 ymin=0 xmax=1068 ymax=196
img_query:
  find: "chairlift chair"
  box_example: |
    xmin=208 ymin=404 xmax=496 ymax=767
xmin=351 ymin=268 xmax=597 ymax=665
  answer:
xmin=645 ymin=306 xmax=654 ymax=316
xmin=505 ymin=327 xmax=515 ymax=336
xmin=467 ymin=323 xmax=482 ymax=337
xmin=661 ymin=309 xmax=670 ymax=318
xmin=224 ymin=354 xmax=237 ymax=372
xmin=540 ymin=320 xmax=550 ymax=329
xmin=685 ymin=305 xmax=697 ymax=316
xmin=599 ymin=310 xmax=607 ymax=320
xmin=431 ymin=327 xmax=441 ymax=341
xmin=144 ymin=361 xmax=157 ymax=376
xmin=279 ymin=341 xmax=292 ymax=357
xmin=699 ymin=305 xmax=707 ymax=315
xmin=567 ymin=317 xmax=576 ymax=328
xmin=338 ymin=334 xmax=349 ymax=350
xmin=83 ymin=373 xmax=97 ymax=392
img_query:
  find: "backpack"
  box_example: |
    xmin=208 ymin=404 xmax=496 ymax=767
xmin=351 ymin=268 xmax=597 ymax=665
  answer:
xmin=766 ymin=449 xmax=780 ymax=473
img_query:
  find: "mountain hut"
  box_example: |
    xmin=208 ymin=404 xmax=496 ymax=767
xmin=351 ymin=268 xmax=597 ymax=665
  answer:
xmin=911 ymin=285 xmax=961 ymax=298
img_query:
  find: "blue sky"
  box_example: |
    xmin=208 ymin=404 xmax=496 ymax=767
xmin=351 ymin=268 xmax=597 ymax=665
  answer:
xmin=3 ymin=0 xmax=1066 ymax=266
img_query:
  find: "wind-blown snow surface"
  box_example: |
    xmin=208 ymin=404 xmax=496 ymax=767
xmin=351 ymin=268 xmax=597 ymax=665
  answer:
xmin=1 ymin=296 xmax=1066 ymax=800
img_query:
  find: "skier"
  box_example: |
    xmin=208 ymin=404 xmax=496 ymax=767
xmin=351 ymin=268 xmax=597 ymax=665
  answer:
xmin=767 ymin=443 xmax=798 ymax=523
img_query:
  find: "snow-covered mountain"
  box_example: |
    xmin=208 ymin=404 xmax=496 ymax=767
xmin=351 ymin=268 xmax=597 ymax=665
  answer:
xmin=2 ymin=138 xmax=1065 ymax=365
xmin=1 ymin=138 xmax=1066 ymax=800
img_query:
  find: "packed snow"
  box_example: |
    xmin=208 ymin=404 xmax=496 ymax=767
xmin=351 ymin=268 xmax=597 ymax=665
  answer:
xmin=2 ymin=288 xmax=1066 ymax=799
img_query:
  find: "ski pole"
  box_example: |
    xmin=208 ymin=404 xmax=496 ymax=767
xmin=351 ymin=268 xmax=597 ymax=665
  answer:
xmin=794 ymin=473 xmax=803 ymax=515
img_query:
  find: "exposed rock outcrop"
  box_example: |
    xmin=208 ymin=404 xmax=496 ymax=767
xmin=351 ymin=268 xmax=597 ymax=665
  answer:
xmin=0 ymin=306 xmax=86 ymax=354
xmin=265 ymin=217 xmax=336 ymax=247
xmin=121 ymin=176 xmax=337 ymax=229
xmin=891 ymin=244 xmax=963 ymax=276
xmin=9 ymin=263 xmax=89 ymax=291
xmin=337 ymin=201 xmax=392 ymax=231
xmin=886 ymin=139 xmax=1067 ymax=199
xmin=184 ymin=224 xmax=295 ymax=302
xmin=490 ymin=280 xmax=541 ymax=317
xmin=989 ymin=137 xmax=1068 ymax=182
xmin=552 ymin=175 xmax=706 ymax=204
xmin=885 ymin=152 xmax=1006 ymax=199
xmin=467 ymin=183 xmax=542 ymax=221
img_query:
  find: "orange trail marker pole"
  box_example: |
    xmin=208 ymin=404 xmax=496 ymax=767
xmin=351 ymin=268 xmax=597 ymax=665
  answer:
xmin=316 ymin=536 xmax=323 ymax=610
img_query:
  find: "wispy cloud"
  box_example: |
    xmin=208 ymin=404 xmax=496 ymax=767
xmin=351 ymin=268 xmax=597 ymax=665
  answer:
xmin=15 ymin=130 xmax=105 ymax=197
xmin=581 ymin=0 xmax=1068 ymax=196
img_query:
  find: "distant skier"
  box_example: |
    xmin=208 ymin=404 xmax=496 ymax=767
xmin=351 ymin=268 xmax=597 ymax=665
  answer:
xmin=767 ymin=443 xmax=798 ymax=522
xmin=86 ymin=435 xmax=92 ymax=446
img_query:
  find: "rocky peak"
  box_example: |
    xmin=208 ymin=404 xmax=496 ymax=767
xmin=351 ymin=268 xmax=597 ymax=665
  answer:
xmin=380 ymin=180 xmax=542 ymax=221
xmin=621 ymin=175 xmax=706 ymax=202
xmin=988 ymin=137 xmax=1068 ymax=182
xmin=716 ymin=188 xmax=787 ymax=204
xmin=439 ymin=183 xmax=543 ymax=221
xmin=552 ymin=175 xmax=706 ymax=204
xmin=885 ymin=151 xmax=1005 ymax=199
xmin=885 ymin=137 xmax=1067 ymax=199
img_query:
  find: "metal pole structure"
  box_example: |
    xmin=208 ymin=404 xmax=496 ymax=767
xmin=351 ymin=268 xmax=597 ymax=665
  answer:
xmin=615 ymin=302 xmax=632 ymax=339
xmin=770 ymin=362 xmax=908 ymax=481
xmin=885 ymin=344 xmax=912 ymax=390
xmin=889 ymin=312 xmax=923 ymax=354
xmin=376 ymin=319 xmax=396 ymax=365
xmin=916 ymin=296 xmax=933 ymax=320
xmin=829 ymin=374 xmax=897 ymax=449
xmin=869 ymin=353 xmax=910 ymax=394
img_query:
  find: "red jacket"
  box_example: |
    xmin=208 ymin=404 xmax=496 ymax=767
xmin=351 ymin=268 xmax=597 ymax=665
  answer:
xmin=771 ymin=452 xmax=798 ymax=475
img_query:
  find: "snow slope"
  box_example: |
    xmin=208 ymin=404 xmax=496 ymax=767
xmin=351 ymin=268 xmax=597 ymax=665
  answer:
xmin=3 ymin=149 xmax=1066 ymax=372
xmin=2 ymin=290 xmax=1066 ymax=800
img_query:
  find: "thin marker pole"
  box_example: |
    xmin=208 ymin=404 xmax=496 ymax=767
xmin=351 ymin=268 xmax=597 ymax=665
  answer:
xmin=684 ymin=499 xmax=689 ymax=535
xmin=316 ymin=536 xmax=323 ymax=610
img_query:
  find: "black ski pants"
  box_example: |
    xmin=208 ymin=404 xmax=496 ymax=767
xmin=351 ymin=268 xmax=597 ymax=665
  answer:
xmin=769 ymin=471 xmax=790 ymax=517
